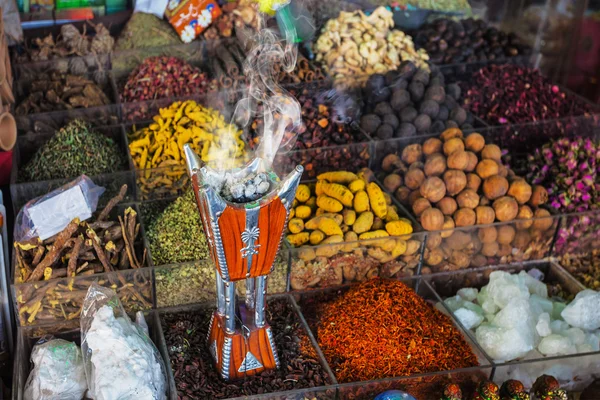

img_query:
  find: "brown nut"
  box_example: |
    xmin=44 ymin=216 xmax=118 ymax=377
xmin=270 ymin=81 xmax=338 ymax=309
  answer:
xmin=395 ymin=186 xmax=411 ymax=204
xmin=440 ymin=127 xmax=464 ymax=141
xmin=465 ymin=151 xmax=478 ymax=172
xmin=497 ymin=243 xmax=512 ymax=257
xmin=529 ymin=185 xmax=549 ymax=207
xmin=471 ymin=254 xmax=488 ymax=268
xmin=456 ymin=189 xmax=480 ymax=209
xmin=405 ymin=169 xmax=425 ymax=190
xmin=447 ymin=150 xmax=470 ymax=170
xmin=408 ymin=190 xmax=423 ymax=207
xmin=437 ymin=197 xmax=458 ymax=216
xmin=384 ymin=174 xmax=403 ymax=193
xmin=409 ymin=161 xmax=424 ymax=170
xmin=497 ymin=225 xmax=516 ymax=245
xmin=443 ymin=169 xmax=467 ymax=196
xmin=441 ymin=216 xmax=455 ymax=238
xmin=478 ymin=226 xmax=498 ymax=244
xmin=515 ymin=205 xmax=534 ymax=230
xmin=445 ymin=231 xmax=472 ymax=250
xmin=426 ymin=248 xmax=444 ymax=266
xmin=424 ymin=153 xmax=447 ymax=177
xmin=426 ymin=232 xmax=442 ymax=249
xmin=423 ymin=138 xmax=443 ymax=155
xmin=475 ymin=206 xmax=496 ymax=225
xmin=481 ymin=144 xmax=502 ymax=161
xmin=421 ymin=207 xmax=445 ymax=231
xmin=512 ymin=230 xmax=531 ymax=248
xmin=450 ymin=250 xmax=470 ymax=269
xmin=481 ymin=241 xmax=500 ymax=257
xmin=497 ymin=164 xmax=508 ymax=178
xmin=483 ymin=175 xmax=509 ymax=200
xmin=443 ymin=137 xmax=465 ymax=156
xmin=382 ymin=154 xmax=402 ymax=172
xmin=466 ymin=173 xmax=482 ymax=192
xmin=476 ymin=159 xmax=499 ymax=179
xmin=532 ymin=208 xmax=553 ymax=231
xmin=412 ymin=198 xmax=432 ymax=217
xmin=420 ymin=176 xmax=446 ymax=203
xmin=508 ymin=179 xmax=533 ymax=205
xmin=493 ymin=196 xmax=519 ymax=222
xmin=454 ymin=208 xmax=477 ymax=227
xmin=465 ymin=132 xmax=486 ymax=152
xmin=402 ymin=144 xmax=423 ymax=164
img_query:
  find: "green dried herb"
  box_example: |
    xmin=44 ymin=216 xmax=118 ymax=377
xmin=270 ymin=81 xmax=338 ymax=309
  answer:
xmin=20 ymin=120 xmax=124 ymax=182
xmin=147 ymin=189 xmax=209 ymax=265
xmin=115 ymin=12 xmax=181 ymax=51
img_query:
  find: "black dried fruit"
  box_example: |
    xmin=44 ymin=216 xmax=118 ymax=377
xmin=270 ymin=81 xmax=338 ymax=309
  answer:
xmin=413 ymin=69 xmax=430 ymax=85
xmin=408 ymin=81 xmax=425 ymax=102
xmin=390 ymin=89 xmax=411 ymax=111
xmin=360 ymin=114 xmax=381 ymax=134
xmin=446 ymin=83 xmax=461 ymax=100
xmin=450 ymin=107 xmax=467 ymax=125
xmin=384 ymin=70 xmax=400 ymax=86
xmin=462 ymin=123 xmax=474 ymax=130
xmin=419 ymin=100 xmax=440 ymax=119
xmin=437 ymin=105 xmax=449 ymax=121
xmin=414 ymin=114 xmax=432 ymax=132
xmin=374 ymin=102 xmax=393 ymax=117
xmin=366 ymin=74 xmax=386 ymax=92
xmin=394 ymin=78 xmax=409 ymax=90
xmin=430 ymin=76 xmax=445 ymax=87
xmin=397 ymin=61 xmax=417 ymax=80
xmin=446 ymin=120 xmax=459 ymax=129
xmin=383 ymin=113 xmax=400 ymax=130
xmin=431 ymin=120 xmax=446 ymax=132
xmin=400 ymin=107 xmax=418 ymax=123
xmin=396 ymin=122 xmax=417 ymax=138
xmin=424 ymin=86 xmax=446 ymax=103
xmin=376 ymin=124 xmax=394 ymax=140
xmin=368 ymin=87 xmax=392 ymax=105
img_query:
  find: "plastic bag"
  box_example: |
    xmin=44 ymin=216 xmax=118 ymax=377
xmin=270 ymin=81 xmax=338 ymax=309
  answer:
xmin=24 ymin=336 xmax=87 ymax=400
xmin=14 ymin=175 xmax=105 ymax=242
xmin=81 ymin=284 xmax=167 ymax=400
xmin=134 ymin=0 xmax=168 ymax=18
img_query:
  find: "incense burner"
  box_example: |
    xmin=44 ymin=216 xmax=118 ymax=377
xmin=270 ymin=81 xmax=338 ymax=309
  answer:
xmin=184 ymin=144 xmax=302 ymax=380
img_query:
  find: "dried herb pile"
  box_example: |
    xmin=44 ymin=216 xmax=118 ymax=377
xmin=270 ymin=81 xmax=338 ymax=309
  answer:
xmin=120 ymin=56 xmax=211 ymax=103
xmin=316 ymin=278 xmax=478 ymax=382
xmin=371 ymin=0 xmax=471 ymax=12
xmin=15 ymin=22 xmax=114 ymax=62
xmin=16 ymin=73 xmax=111 ymax=115
xmin=115 ymin=12 xmax=181 ymax=51
xmin=20 ymin=120 xmax=124 ymax=182
xmin=462 ymin=65 xmax=593 ymax=125
xmin=162 ymin=299 xmax=332 ymax=399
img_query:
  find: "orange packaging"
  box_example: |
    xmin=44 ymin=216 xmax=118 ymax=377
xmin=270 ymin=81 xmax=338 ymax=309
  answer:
xmin=165 ymin=0 xmax=222 ymax=43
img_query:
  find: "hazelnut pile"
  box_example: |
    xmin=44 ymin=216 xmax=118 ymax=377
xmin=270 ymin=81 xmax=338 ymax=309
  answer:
xmin=381 ymin=128 xmax=550 ymax=232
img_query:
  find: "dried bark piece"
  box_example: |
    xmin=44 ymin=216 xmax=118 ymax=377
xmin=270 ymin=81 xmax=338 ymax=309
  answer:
xmin=67 ymin=236 xmax=84 ymax=277
xmin=86 ymin=228 xmax=113 ymax=273
xmin=97 ymin=184 xmax=127 ymax=221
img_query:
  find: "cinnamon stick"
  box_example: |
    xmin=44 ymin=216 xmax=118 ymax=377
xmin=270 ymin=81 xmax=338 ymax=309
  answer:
xmin=228 ymin=42 xmax=246 ymax=68
xmin=212 ymin=59 xmax=233 ymax=89
xmin=216 ymin=47 xmax=240 ymax=76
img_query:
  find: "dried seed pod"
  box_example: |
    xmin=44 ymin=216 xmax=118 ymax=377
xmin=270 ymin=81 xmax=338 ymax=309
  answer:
xmin=515 ymin=205 xmax=534 ymax=230
xmin=402 ymin=144 xmax=423 ymax=164
xmin=492 ymin=196 xmax=519 ymax=222
xmin=405 ymin=169 xmax=426 ymax=190
xmin=476 ymin=159 xmax=499 ymax=179
xmin=454 ymin=208 xmax=476 ymax=227
xmin=475 ymin=206 xmax=495 ymax=225
xmin=529 ymin=185 xmax=549 ymax=207
xmin=481 ymin=144 xmax=502 ymax=161
xmin=437 ymin=197 xmax=458 ymax=216
xmin=443 ymin=169 xmax=467 ymax=196
xmin=508 ymin=179 xmax=533 ymax=205
xmin=497 ymin=225 xmax=516 ymax=245
xmin=443 ymin=137 xmax=465 ymax=156
xmin=412 ymin=198 xmax=432 ymax=217
xmin=466 ymin=173 xmax=482 ymax=192
xmin=420 ymin=177 xmax=447 ymax=203
xmin=456 ymin=189 xmax=480 ymax=209
xmin=483 ymin=175 xmax=509 ymax=200
xmin=421 ymin=207 xmax=445 ymax=231
xmin=424 ymin=153 xmax=447 ymax=177
xmin=447 ymin=150 xmax=470 ymax=170
xmin=465 ymin=132 xmax=485 ymax=152
xmin=478 ymin=226 xmax=498 ymax=244
xmin=531 ymin=208 xmax=553 ymax=231
xmin=422 ymin=138 xmax=443 ymax=155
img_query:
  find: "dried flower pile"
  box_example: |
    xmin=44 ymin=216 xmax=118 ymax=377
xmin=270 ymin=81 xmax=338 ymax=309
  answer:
xmin=120 ymin=56 xmax=211 ymax=103
xmin=16 ymin=73 xmax=111 ymax=115
xmin=315 ymin=278 xmax=478 ymax=382
xmin=15 ymin=22 xmax=114 ymax=62
xmin=463 ymin=65 xmax=593 ymax=125
xmin=314 ymin=7 xmax=429 ymax=89
xmin=20 ymin=119 xmax=124 ymax=182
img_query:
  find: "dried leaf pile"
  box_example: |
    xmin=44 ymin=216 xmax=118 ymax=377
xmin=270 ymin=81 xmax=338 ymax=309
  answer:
xmin=16 ymin=73 xmax=111 ymax=115
xmin=20 ymin=119 xmax=124 ymax=182
xmin=115 ymin=12 xmax=181 ymax=51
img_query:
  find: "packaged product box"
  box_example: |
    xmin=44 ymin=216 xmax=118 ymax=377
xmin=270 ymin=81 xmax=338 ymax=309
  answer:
xmin=165 ymin=0 xmax=222 ymax=43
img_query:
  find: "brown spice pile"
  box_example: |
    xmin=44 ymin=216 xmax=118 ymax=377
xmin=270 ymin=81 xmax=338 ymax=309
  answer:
xmin=317 ymin=278 xmax=479 ymax=382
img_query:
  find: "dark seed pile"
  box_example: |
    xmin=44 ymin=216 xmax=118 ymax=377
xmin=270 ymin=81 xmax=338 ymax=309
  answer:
xmin=162 ymin=298 xmax=332 ymax=399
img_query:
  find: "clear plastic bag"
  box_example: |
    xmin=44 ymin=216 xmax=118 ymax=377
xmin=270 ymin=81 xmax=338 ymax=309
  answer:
xmin=24 ymin=336 xmax=87 ymax=400
xmin=14 ymin=175 xmax=105 ymax=242
xmin=134 ymin=0 xmax=168 ymax=18
xmin=80 ymin=284 xmax=167 ymax=400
